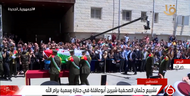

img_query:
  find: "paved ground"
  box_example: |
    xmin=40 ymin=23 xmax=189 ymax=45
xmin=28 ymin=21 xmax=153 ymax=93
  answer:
xmin=0 ymin=69 xmax=189 ymax=96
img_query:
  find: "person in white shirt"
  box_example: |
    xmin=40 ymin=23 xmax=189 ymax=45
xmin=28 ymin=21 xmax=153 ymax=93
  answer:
xmin=124 ymin=34 xmax=129 ymax=43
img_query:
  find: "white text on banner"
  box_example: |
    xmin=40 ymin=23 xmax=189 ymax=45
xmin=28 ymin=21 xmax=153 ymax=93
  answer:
xmin=16 ymin=85 xmax=162 ymax=95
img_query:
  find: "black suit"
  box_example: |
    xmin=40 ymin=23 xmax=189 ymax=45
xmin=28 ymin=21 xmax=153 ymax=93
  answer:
xmin=135 ymin=50 xmax=142 ymax=71
xmin=94 ymin=53 xmax=103 ymax=72
xmin=114 ymin=52 xmax=122 ymax=72
xmin=127 ymin=51 xmax=137 ymax=74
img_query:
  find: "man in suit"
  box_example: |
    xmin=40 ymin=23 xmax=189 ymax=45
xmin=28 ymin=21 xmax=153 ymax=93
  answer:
xmin=67 ymin=50 xmax=80 ymax=85
xmin=114 ymin=49 xmax=122 ymax=72
xmin=159 ymin=47 xmax=169 ymax=78
xmin=127 ymin=48 xmax=137 ymax=75
xmin=135 ymin=46 xmax=142 ymax=71
xmin=80 ymin=50 xmax=91 ymax=85
xmin=145 ymin=48 xmax=154 ymax=78
xmin=48 ymin=49 xmax=61 ymax=82
xmin=124 ymin=47 xmax=131 ymax=74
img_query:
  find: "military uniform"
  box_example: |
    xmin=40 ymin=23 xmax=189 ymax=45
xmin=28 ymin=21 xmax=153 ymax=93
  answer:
xmin=21 ymin=51 xmax=30 ymax=75
xmin=80 ymin=54 xmax=91 ymax=85
xmin=9 ymin=50 xmax=18 ymax=77
xmin=48 ymin=50 xmax=61 ymax=82
xmin=159 ymin=56 xmax=169 ymax=77
xmin=67 ymin=50 xmax=80 ymax=85
xmin=145 ymin=53 xmax=154 ymax=78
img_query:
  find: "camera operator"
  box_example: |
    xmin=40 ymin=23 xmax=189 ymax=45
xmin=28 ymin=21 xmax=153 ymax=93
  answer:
xmin=2 ymin=47 xmax=12 ymax=81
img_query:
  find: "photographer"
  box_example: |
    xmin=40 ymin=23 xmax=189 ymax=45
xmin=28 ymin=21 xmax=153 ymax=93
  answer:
xmin=2 ymin=47 xmax=12 ymax=81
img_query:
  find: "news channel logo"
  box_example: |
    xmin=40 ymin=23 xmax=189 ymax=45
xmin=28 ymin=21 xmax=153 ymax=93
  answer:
xmin=164 ymin=5 xmax=176 ymax=16
xmin=165 ymin=85 xmax=176 ymax=95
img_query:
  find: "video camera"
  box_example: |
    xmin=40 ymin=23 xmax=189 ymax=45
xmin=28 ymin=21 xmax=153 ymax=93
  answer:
xmin=143 ymin=16 xmax=150 ymax=30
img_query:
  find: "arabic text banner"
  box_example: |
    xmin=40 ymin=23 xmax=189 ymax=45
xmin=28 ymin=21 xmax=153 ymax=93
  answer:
xmin=15 ymin=86 xmax=162 ymax=95
xmin=174 ymin=59 xmax=190 ymax=69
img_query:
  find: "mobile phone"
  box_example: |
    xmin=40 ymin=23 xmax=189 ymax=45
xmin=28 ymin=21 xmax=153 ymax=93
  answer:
xmin=188 ymin=73 xmax=190 ymax=79
xmin=150 ymin=75 xmax=160 ymax=78
xmin=49 ymin=38 xmax=51 ymax=41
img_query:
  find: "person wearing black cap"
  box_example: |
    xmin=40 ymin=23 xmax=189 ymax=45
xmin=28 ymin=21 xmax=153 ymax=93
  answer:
xmin=145 ymin=48 xmax=154 ymax=78
xmin=47 ymin=49 xmax=61 ymax=82
xmin=79 ymin=50 xmax=91 ymax=85
xmin=67 ymin=50 xmax=80 ymax=85
xmin=159 ymin=46 xmax=169 ymax=78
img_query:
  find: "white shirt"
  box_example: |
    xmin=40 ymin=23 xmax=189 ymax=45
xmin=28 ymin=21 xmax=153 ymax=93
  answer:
xmin=124 ymin=36 xmax=129 ymax=42
xmin=143 ymin=52 xmax=147 ymax=60
xmin=168 ymin=42 xmax=172 ymax=47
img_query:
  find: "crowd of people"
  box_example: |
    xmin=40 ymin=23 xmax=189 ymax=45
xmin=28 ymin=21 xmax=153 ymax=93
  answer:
xmin=0 ymin=34 xmax=189 ymax=81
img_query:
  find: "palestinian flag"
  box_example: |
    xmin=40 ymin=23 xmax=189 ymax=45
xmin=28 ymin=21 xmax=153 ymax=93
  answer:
xmin=12 ymin=50 xmax=18 ymax=59
xmin=43 ymin=49 xmax=89 ymax=64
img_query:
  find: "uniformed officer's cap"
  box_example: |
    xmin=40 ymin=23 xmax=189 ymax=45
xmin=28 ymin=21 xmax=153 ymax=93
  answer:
xmin=52 ymin=49 xmax=58 ymax=53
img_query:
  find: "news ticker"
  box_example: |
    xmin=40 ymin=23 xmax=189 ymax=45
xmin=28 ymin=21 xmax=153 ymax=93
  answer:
xmin=1 ymin=78 xmax=176 ymax=95
xmin=16 ymin=86 xmax=161 ymax=95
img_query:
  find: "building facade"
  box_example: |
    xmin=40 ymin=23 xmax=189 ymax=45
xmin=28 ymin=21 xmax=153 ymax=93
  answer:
xmin=73 ymin=0 xmax=190 ymax=40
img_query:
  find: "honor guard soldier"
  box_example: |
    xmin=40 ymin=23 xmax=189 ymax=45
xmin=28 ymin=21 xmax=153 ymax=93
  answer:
xmin=48 ymin=49 xmax=61 ymax=82
xmin=159 ymin=47 xmax=169 ymax=78
xmin=145 ymin=48 xmax=154 ymax=78
xmin=80 ymin=50 xmax=91 ymax=85
xmin=20 ymin=49 xmax=30 ymax=76
xmin=67 ymin=50 xmax=80 ymax=85
xmin=9 ymin=46 xmax=18 ymax=78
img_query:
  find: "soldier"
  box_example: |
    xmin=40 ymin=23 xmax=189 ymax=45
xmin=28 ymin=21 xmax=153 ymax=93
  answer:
xmin=145 ymin=48 xmax=154 ymax=78
xmin=20 ymin=49 xmax=30 ymax=76
xmin=67 ymin=50 xmax=80 ymax=85
xmin=80 ymin=50 xmax=91 ymax=85
xmin=9 ymin=46 xmax=18 ymax=78
xmin=0 ymin=47 xmax=4 ymax=78
xmin=159 ymin=47 xmax=169 ymax=78
xmin=48 ymin=49 xmax=61 ymax=82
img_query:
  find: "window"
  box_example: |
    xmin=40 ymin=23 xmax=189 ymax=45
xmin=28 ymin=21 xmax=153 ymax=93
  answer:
xmin=154 ymin=13 xmax=159 ymax=23
xmin=184 ymin=16 xmax=189 ymax=26
xmin=91 ymin=8 xmax=102 ymax=19
xmin=141 ymin=12 xmax=147 ymax=22
xmin=122 ymin=10 xmax=132 ymax=21
xmin=177 ymin=15 xmax=183 ymax=26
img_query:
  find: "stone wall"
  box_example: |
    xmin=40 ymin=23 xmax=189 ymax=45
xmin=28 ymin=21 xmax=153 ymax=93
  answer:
xmin=73 ymin=0 xmax=190 ymax=39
